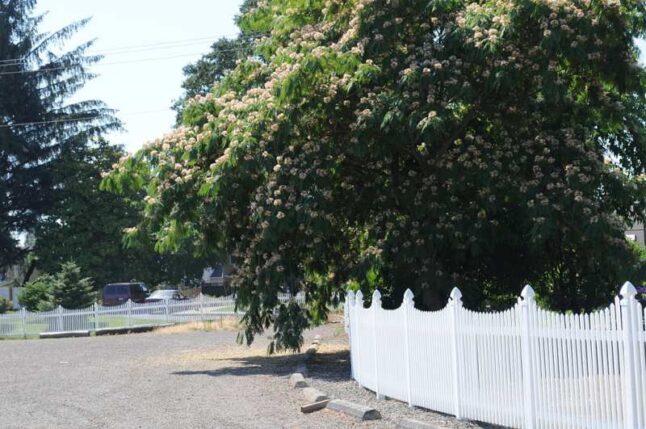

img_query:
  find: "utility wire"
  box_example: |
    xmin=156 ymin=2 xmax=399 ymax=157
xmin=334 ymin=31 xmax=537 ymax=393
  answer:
xmin=0 ymin=40 xmax=219 ymax=67
xmin=0 ymin=45 xmax=256 ymax=76
xmin=0 ymin=32 xmax=266 ymax=66
xmin=0 ymin=109 xmax=173 ymax=128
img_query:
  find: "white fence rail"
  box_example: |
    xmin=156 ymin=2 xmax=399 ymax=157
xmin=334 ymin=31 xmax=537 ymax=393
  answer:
xmin=344 ymin=282 xmax=646 ymax=429
xmin=0 ymin=293 xmax=301 ymax=338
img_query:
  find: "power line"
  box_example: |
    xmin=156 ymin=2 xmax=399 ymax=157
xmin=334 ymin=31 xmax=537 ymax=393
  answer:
xmin=0 ymin=109 xmax=173 ymax=128
xmin=0 ymin=45 xmax=256 ymax=76
xmin=0 ymin=40 xmax=215 ymax=67
xmin=0 ymin=32 xmax=265 ymax=66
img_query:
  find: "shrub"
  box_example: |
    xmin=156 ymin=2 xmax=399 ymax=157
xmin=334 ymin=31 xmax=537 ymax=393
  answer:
xmin=19 ymin=275 xmax=56 ymax=312
xmin=0 ymin=296 xmax=12 ymax=314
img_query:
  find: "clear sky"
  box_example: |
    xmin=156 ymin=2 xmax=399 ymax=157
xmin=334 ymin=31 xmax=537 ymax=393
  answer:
xmin=35 ymin=0 xmax=244 ymax=153
xmin=34 ymin=2 xmax=646 ymax=153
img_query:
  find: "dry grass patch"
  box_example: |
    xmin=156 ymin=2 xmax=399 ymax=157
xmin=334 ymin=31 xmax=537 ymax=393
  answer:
xmin=315 ymin=342 xmax=349 ymax=355
xmin=148 ymin=323 xmax=349 ymax=378
xmin=174 ymin=345 xmax=295 ymax=363
xmin=153 ymin=319 xmax=240 ymax=335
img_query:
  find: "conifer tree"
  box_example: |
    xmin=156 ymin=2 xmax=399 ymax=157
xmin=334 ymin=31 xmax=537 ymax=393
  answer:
xmin=0 ymin=0 xmax=120 ymax=267
xmin=51 ymin=261 xmax=95 ymax=309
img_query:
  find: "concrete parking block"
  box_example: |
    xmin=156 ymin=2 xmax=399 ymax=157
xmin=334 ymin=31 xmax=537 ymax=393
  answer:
xmin=289 ymin=373 xmax=308 ymax=388
xmin=326 ymin=399 xmax=381 ymax=421
xmin=300 ymin=400 xmax=330 ymax=414
xmin=301 ymin=387 xmax=329 ymax=403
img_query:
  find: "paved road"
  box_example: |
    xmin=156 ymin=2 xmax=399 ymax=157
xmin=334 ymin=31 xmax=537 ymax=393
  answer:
xmin=0 ymin=326 xmax=355 ymax=429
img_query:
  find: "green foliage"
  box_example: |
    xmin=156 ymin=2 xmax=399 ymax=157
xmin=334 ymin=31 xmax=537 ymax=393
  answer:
xmin=19 ymin=275 xmax=56 ymax=312
xmin=107 ymin=0 xmax=646 ymax=350
xmin=266 ymin=300 xmax=310 ymax=353
xmin=51 ymin=261 xmax=95 ymax=309
xmin=171 ymin=0 xmax=259 ymax=122
xmin=19 ymin=262 xmax=98 ymax=310
xmin=0 ymin=296 xmax=11 ymax=314
xmin=34 ymin=139 xmax=207 ymax=288
xmin=626 ymin=240 xmax=646 ymax=286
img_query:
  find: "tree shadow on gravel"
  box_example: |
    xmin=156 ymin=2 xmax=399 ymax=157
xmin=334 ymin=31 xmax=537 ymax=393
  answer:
xmin=171 ymin=350 xmax=351 ymax=381
xmin=306 ymin=350 xmax=351 ymax=382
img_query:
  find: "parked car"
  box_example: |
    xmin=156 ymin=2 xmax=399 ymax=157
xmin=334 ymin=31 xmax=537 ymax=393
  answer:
xmin=144 ymin=289 xmax=184 ymax=303
xmin=102 ymin=283 xmax=149 ymax=306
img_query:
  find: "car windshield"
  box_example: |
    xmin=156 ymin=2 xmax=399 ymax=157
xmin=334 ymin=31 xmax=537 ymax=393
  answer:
xmin=210 ymin=265 xmax=224 ymax=277
xmin=132 ymin=283 xmax=148 ymax=293
xmin=105 ymin=285 xmax=129 ymax=296
xmin=149 ymin=290 xmax=176 ymax=299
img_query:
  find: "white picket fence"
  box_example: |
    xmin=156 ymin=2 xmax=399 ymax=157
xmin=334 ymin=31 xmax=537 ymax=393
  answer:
xmin=344 ymin=282 xmax=646 ymax=429
xmin=0 ymin=293 xmax=301 ymax=337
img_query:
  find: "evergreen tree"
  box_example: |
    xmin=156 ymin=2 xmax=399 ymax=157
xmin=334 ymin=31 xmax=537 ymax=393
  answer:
xmin=51 ymin=261 xmax=95 ymax=309
xmin=34 ymin=139 xmax=207 ymax=288
xmin=0 ymin=0 xmax=120 ymax=268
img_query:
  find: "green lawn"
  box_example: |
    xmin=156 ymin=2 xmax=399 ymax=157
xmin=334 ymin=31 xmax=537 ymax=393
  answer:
xmin=0 ymin=320 xmax=48 ymax=337
xmin=0 ymin=316 xmax=159 ymax=338
xmin=0 ymin=309 xmax=239 ymax=338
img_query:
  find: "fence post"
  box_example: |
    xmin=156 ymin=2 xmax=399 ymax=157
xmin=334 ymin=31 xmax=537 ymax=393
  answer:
xmin=21 ymin=307 xmax=27 ymax=338
xmin=127 ymin=299 xmax=132 ymax=328
xmin=355 ymin=290 xmax=364 ymax=384
xmin=57 ymin=305 xmax=64 ymax=332
xmin=165 ymin=298 xmax=170 ymax=323
xmin=344 ymin=291 xmax=353 ymax=334
xmin=403 ymin=289 xmax=415 ymax=407
xmin=620 ymin=282 xmax=639 ymax=429
xmin=371 ymin=290 xmax=384 ymax=400
xmin=449 ymin=287 xmax=464 ymax=420
xmin=346 ymin=291 xmax=355 ymax=378
xmin=520 ymin=285 xmax=537 ymax=429
xmin=199 ymin=293 xmax=204 ymax=322
xmin=93 ymin=302 xmax=99 ymax=331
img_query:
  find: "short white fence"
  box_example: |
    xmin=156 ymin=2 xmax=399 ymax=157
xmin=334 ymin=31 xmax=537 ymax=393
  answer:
xmin=344 ymin=282 xmax=646 ymax=429
xmin=0 ymin=293 xmax=301 ymax=337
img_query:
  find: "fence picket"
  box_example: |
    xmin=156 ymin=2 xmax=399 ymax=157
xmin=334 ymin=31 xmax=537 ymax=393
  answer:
xmin=371 ymin=290 xmax=383 ymax=400
xmin=403 ymin=289 xmax=414 ymax=407
xmin=355 ymin=290 xmax=364 ymax=386
xmin=520 ymin=286 xmax=537 ymax=429
xmin=20 ymin=307 xmax=26 ymax=338
xmin=344 ymin=284 xmax=646 ymax=429
xmin=620 ymin=282 xmax=639 ymax=429
xmin=449 ymin=287 xmax=463 ymax=420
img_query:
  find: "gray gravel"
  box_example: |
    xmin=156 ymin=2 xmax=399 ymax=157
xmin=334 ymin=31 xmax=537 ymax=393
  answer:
xmin=306 ymin=323 xmax=501 ymax=428
xmin=1 ymin=321 xmax=504 ymax=429
xmin=0 ymin=325 xmax=351 ymax=429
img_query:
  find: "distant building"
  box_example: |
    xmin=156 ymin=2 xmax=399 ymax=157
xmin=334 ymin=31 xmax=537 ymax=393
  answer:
xmin=0 ymin=266 xmax=25 ymax=309
xmin=201 ymin=262 xmax=234 ymax=296
xmin=626 ymin=223 xmax=645 ymax=246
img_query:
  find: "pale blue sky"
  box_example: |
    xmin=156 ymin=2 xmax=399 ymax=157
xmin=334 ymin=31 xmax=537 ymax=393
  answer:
xmin=34 ymin=2 xmax=646 ymax=153
xmin=36 ymin=0 xmax=244 ymax=152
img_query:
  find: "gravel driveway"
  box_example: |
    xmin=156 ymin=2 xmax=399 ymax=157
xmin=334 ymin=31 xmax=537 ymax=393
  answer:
xmin=0 ymin=325 xmax=350 ymax=429
xmin=1 ymin=321 xmax=499 ymax=429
